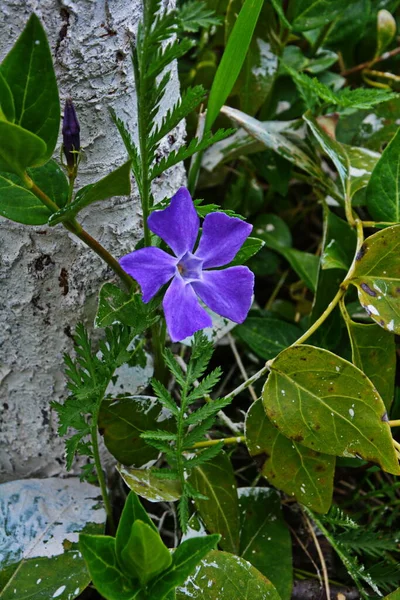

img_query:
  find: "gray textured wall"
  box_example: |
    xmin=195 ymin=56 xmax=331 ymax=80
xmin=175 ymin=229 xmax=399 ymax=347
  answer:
xmin=0 ymin=0 xmax=185 ymax=481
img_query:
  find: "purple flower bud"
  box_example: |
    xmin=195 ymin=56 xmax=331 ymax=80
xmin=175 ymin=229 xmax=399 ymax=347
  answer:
xmin=62 ymin=98 xmax=80 ymax=169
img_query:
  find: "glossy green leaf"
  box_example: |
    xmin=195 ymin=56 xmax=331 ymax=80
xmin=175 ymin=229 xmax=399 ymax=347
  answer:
xmin=222 ymin=106 xmax=323 ymax=180
xmin=235 ymin=317 xmax=302 ymax=360
xmin=98 ymin=395 xmax=174 ymax=466
xmin=245 ymin=400 xmax=335 ymax=512
xmin=0 ymin=172 xmax=51 ymax=224
xmin=0 ymin=71 xmax=14 ymax=122
xmin=321 ymin=210 xmax=357 ymax=271
xmin=176 ymin=550 xmax=282 ymax=599
xmin=376 ymin=9 xmax=396 ymax=58
xmin=28 ymin=160 xmax=69 ymax=208
xmin=79 ymin=535 xmax=139 ymax=600
xmin=384 ymin=588 xmax=400 ymax=599
xmin=0 ymin=120 xmax=47 ymax=176
xmin=239 ymin=487 xmax=292 ymax=600
xmin=205 ymin=0 xmax=264 ymax=130
xmin=253 ymin=213 xmax=292 ymax=247
xmin=0 ymin=478 xmax=105 ymax=600
xmin=288 ymin=0 xmax=358 ymax=31
xmin=118 ymin=465 xmax=182 ymax=502
xmin=149 ymin=535 xmax=220 ymax=598
xmin=349 ymin=225 xmax=400 ymax=333
xmin=345 ymin=144 xmax=380 ymax=197
xmin=188 ymin=451 xmax=240 ymax=553
xmin=229 ymin=237 xmax=264 ymax=266
xmin=344 ymin=318 xmax=396 ymax=410
xmin=366 ymin=128 xmax=400 ymax=222
xmin=263 ymin=345 xmax=400 ymax=474
xmin=95 ymin=282 xmax=159 ymax=331
xmin=0 ymin=14 xmax=60 ymax=161
xmin=49 ymin=160 xmax=132 ymax=225
xmin=119 ymin=520 xmax=172 ymax=585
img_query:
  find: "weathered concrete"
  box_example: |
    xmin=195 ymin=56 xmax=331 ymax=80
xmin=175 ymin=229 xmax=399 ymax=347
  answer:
xmin=0 ymin=0 xmax=185 ymax=481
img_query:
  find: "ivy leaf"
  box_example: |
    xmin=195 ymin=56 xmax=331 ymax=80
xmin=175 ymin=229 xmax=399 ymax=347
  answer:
xmin=246 ymin=400 xmax=335 ymax=512
xmin=188 ymin=452 xmax=240 ymax=554
xmin=0 ymin=13 xmax=60 ymax=162
xmin=349 ymin=225 xmax=400 ymax=334
xmin=48 ymin=161 xmax=132 ymax=225
xmin=263 ymin=345 xmax=400 ymax=474
xmin=366 ymin=128 xmax=400 ymax=223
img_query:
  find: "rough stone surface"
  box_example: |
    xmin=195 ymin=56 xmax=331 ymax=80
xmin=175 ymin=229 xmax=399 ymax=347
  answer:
xmin=0 ymin=0 xmax=185 ymax=481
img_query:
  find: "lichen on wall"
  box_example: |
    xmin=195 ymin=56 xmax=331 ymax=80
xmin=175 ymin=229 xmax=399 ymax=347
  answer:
xmin=0 ymin=0 xmax=185 ymax=481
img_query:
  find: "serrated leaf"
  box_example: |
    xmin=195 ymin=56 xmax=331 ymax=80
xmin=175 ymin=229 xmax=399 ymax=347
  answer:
xmin=150 ymin=86 xmax=206 ymax=145
xmin=188 ymin=452 xmax=240 ymax=553
xmin=238 ymin=487 xmax=293 ymax=600
xmin=349 ymin=225 xmax=400 ymax=334
xmin=185 ymin=396 xmax=232 ymax=425
xmin=366 ymin=128 xmax=400 ymax=223
xmin=176 ymin=550 xmax=281 ymax=599
xmin=0 ymin=478 xmax=105 ymax=600
xmin=178 ymin=0 xmax=221 ymax=32
xmin=263 ymin=345 xmax=400 ymax=474
xmin=0 ymin=13 xmax=60 ymax=162
xmin=48 ymin=161 xmax=132 ymax=225
xmin=245 ymin=400 xmax=335 ymax=512
xmin=289 ymin=0 xmax=365 ymax=31
xmin=98 ymin=395 xmax=174 ymax=466
xmin=235 ymin=317 xmax=302 ymax=360
xmin=118 ymin=465 xmax=182 ymax=502
xmin=229 ymin=236 xmax=264 ymax=266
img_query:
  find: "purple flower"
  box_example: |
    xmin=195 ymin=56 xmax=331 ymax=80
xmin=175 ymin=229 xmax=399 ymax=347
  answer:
xmin=120 ymin=188 xmax=254 ymax=342
xmin=62 ymin=98 xmax=80 ymax=169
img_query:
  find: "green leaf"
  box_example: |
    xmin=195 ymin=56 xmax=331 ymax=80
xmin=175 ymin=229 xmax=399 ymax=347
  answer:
xmin=205 ymin=0 xmax=264 ymax=130
xmin=176 ymin=550 xmax=282 ymax=599
xmin=229 ymin=237 xmax=264 ymax=266
xmin=118 ymin=465 xmax=182 ymax=502
xmin=245 ymin=400 xmax=335 ymax=512
xmin=178 ymin=1 xmax=221 ymax=32
xmin=345 ymin=144 xmax=380 ymax=197
xmin=188 ymin=452 xmax=240 ymax=554
xmin=366 ymin=128 xmax=400 ymax=223
xmin=0 ymin=120 xmax=47 ymax=176
xmin=238 ymin=487 xmax=292 ymax=600
xmin=149 ymin=535 xmax=221 ymax=598
xmin=384 ymin=588 xmax=400 ymax=599
xmin=98 ymin=395 xmax=174 ymax=466
xmin=344 ymin=317 xmax=396 ymax=411
xmin=0 ymin=478 xmax=105 ymax=600
xmin=119 ymin=520 xmax=172 ymax=585
xmin=349 ymin=225 xmax=400 ymax=334
xmin=321 ymin=209 xmax=357 ymax=271
xmin=79 ymin=535 xmax=139 ymax=600
xmin=266 ymin=243 xmax=319 ymax=291
xmin=0 ymin=13 xmax=60 ymax=162
xmin=28 ymin=159 xmax=69 ymax=208
xmin=0 ymin=171 xmax=51 ymax=224
xmin=95 ymin=282 xmax=159 ymax=331
xmin=0 ymin=71 xmax=15 ymax=122
xmin=263 ymin=345 xmax=400 ymax=474
xmin=48 ymin=160 xmax=132 ymax=225
xmin=222 ymin=106 xmax=323 ymax=180
xmin=289 ymin=0 xmax=363 ymax=31
xmin=235 ymin=317 xmax=302 ymax=360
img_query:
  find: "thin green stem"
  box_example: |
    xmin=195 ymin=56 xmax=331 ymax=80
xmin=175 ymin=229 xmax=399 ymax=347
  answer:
xmin=362 ymin=220 xmax=396 ymax=228
xmin=91 ymin=423 xmax=116 ymax=534
xmin=389 ymin=420 xmax=400 ymax=427
xmin=190 ymin=435 xmax=245 ymax=449
xmin=222 ymin=363 xmax=270 ymax=403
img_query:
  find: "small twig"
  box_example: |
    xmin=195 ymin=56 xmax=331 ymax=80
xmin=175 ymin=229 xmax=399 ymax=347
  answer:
xmin=228 ymin=334 xmax=258 ymax=402
xmin=389 ymin=419 xmax=400 ymax=427
xmin=303 ymin=511 xmax=331 ymax=600
xmin=341 ymin=45 xmax=400 ymax=76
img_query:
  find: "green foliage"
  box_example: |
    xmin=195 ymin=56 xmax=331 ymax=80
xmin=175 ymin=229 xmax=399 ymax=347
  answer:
xmin=178 ymin=0 xmax=221 ymax=32
xmin=80 ymin=491 xmax=220 ymax=600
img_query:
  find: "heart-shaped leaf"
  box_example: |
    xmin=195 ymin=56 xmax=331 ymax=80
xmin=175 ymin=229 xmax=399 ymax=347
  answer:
xmin=263 ymin=345 xmax=399 ymax=474
xmin=246 ymin=400 xmax=335 ymax=512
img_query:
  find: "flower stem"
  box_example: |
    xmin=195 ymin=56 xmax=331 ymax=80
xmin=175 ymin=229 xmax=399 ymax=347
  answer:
xmin=389 ymin=420 xmax=400 ymax=428
xmin=222 ymin=363 xmax=270 ymax=403
xmin=91 ymin=423 xmax=115 ymax=534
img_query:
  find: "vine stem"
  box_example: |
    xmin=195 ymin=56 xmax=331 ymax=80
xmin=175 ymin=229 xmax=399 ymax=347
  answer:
xmin=389 ymin=420 xmax=400 ymax=427
xmin=91 ymin=423 xmax=116 ymax=534
xmin=221 ymin=362 xmax=271 ymax=403
xmin=341 ymin=45 xmax=400 ymax=76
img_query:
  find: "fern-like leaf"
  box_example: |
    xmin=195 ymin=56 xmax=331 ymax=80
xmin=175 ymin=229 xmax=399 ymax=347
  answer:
xmin=178 ymin=0 xmax=221 ymax=32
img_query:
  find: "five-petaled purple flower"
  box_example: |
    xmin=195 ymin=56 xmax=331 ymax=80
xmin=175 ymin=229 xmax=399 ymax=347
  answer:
xmin=120 ymin=188 xmax=254 ymax=342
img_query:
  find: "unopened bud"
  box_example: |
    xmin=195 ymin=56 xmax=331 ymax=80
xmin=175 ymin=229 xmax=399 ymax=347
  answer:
xmin=376 ymin=10 xmax=396 ymax=58
xmin=62 ymin=98 xmax=80 ymax=169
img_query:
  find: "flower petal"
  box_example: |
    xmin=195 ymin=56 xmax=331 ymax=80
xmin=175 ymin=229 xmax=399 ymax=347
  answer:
xmin=163 ymin=276 xmax=212 ymax=342
xmin=192 ymin=266 xmax=254 ymax=323
xmin=120 ymin=247 xmax=177 ymax=302
xmin=148 ymin=187 xmax=200 ymax=257
xmin=195 ymin=212 xmax=252 ymax=268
